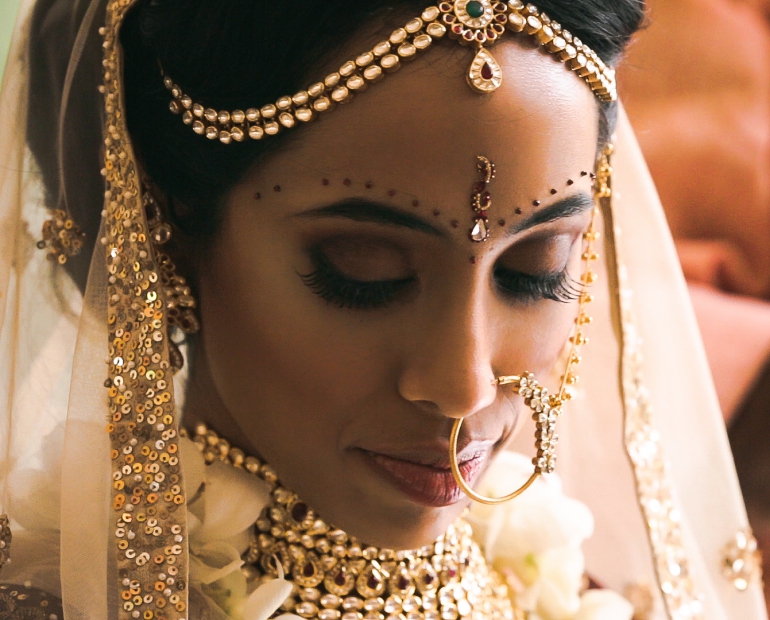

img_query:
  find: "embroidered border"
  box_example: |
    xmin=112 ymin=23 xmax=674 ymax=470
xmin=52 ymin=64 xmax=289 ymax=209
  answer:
xmin=102 ymin=1 xmax=189 ymax=618
xmin=601 ymin=164 xmax=705 ymax=620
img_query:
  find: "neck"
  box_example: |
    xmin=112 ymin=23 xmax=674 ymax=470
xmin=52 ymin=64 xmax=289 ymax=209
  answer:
xmin=182 ymin=340 xmax=260 ymax=455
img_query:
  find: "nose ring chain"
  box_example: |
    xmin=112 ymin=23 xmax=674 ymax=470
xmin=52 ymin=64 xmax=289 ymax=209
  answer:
xmin=448 ymin=145 xmax=611 ymax=505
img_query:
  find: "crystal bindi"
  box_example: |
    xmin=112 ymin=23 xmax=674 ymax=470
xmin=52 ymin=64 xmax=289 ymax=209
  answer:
xmin=470 ymin=219 xmax=488 ymax=242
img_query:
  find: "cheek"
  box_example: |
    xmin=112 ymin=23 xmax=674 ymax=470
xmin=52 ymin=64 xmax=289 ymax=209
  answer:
xmin=497 ymin=301 xmax=577 ymax=380
xmin=197 ymin=213 xmax=399 ymax=452
xmin=493 ymin=265 xmax=583 ymax=380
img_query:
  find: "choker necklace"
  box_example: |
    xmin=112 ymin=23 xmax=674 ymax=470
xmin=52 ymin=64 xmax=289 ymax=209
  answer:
xmin=188 ymin=424 xmax=520 ymax=620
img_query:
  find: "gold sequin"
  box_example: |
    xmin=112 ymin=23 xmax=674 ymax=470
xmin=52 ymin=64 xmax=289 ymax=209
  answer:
xmin=102 ymin=1 xmax=189 ymax=617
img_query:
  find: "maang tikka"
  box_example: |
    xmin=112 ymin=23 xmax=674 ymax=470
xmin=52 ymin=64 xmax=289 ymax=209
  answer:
xmin=470 ymin=155 xmax=495 ymax=242
xmin=162 ymin=2 xmax=616 ymax=146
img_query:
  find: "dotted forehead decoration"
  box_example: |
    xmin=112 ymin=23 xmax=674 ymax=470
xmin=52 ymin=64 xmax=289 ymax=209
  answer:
xmin=163 ymin=1 xmax=616 ymax=145
xmin=254 ymin=169 xmax=595 ymax=242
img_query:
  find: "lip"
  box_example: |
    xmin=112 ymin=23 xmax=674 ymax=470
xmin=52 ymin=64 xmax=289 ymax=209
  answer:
xmin=358 ymin=446 xmax=489 ymax=508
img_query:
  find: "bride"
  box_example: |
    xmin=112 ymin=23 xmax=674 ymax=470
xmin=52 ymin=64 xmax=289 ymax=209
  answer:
xmin=0 ymin=0 xmax=765 ymax=618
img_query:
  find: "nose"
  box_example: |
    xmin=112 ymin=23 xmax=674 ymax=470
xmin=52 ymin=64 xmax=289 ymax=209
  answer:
xmin=397 ymin=281 xmax=497 ymax=419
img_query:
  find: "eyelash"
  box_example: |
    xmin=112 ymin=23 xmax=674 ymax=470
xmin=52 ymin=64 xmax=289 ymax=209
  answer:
xmin=493 ymin=267 xmax=581 ymax=303
xmin=300 ymin=248 xmax=415 ymax=310
xmin=301 ymin=248 xmax=580 ymax=310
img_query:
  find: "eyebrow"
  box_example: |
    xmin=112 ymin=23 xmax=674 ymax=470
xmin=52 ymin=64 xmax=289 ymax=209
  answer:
xmin=294 ymin=199 xmax=444 ymax=236
xmin=294 ymin=192 xmax=594 ymax=237
xmin=507 ymin=192 xmax=594 ymax=235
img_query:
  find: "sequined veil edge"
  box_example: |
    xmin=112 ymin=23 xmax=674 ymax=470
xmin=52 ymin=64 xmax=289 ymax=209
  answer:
xmin=0 ymin=0 xmax=766 ymax=619
xmin=549 ymin=111 xmax=768 ymax=620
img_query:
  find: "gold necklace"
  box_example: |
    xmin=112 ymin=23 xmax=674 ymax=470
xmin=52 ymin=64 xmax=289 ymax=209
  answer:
xmin=188 ymin=424 xmax=522 ymax=620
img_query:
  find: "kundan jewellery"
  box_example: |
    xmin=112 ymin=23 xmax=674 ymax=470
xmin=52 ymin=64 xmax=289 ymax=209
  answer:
xmin=470 ymin=156 xmax=495 ymax=242
xmin=188 ymin=424 xmax=521 ymax=620
xmin=162 ymin=1 xmax=616 ymax=145
xmin=449 ymin=145 xmax=608 ymax=505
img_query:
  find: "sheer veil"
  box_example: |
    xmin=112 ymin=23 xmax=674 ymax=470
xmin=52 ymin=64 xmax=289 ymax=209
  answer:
xmin=0 ymin=0 xmax=765 ymax=619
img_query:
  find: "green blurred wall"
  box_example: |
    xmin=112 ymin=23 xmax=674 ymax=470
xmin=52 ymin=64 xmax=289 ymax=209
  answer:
xmin=0 ymin=0 xmax=22 ymax=82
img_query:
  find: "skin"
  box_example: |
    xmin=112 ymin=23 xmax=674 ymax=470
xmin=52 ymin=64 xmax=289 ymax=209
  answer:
xmin=183 ymin=37 xmax=600 ymax=550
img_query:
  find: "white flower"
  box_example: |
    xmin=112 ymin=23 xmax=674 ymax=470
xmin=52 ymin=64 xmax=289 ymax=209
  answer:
xmin=181 ymin=437 xmax=298 ymax=620
xmin=467 ymin=451 xmax=631 ymax=620
xmin=574 ymin=590 xmax=634 ymax=620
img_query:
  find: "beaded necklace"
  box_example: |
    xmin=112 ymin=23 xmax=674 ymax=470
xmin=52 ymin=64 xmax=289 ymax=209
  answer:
xmin=187 ymin=424 xmax=522 ymax=620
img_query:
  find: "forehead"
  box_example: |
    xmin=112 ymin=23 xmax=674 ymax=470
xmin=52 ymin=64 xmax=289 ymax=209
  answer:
xmin=253 ymin=39 xmax=599 ymax=202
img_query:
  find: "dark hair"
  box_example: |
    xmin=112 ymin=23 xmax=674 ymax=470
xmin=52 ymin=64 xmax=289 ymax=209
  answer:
xmin=121 ymin=0 xmax=644 ymax=244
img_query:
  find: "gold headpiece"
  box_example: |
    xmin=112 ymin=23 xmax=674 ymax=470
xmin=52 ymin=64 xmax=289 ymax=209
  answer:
xmin=164 ymin=0 xmax=617 ymax=144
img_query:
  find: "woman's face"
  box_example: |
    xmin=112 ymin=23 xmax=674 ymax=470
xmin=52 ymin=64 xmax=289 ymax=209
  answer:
xmin=194 ymin=39 xmax=599 ymax=549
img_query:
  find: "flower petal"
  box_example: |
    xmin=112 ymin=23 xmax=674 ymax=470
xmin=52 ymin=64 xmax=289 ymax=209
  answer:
xmin=574 ymin=589 xmax=634 ymax=620
xmin=189 ymin=540 xmax=245 ymax=585
xmin=197 ymin=459 xmax=271 ymax=542
xmin=180 ymin=436 xmax=206 ymax=498
xmin=243 ymin=578 xmax=294 ymax=620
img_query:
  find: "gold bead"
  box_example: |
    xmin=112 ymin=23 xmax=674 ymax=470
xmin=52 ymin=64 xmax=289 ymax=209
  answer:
xmin=507 ymin=12 xmax=526 ymax=32
xmin=397 ymin=42 xmax=417 ymax=60
xmin=390 ymin=28 xmax=408 ymax=45
xmin=380 ymin=54 xmax=401 ymax=72
xmin=373 ymin=41 xmax=392 ymax=57
xmin=356 ymin=52 xmax=374 ymax=67
xmin=426 ymin=22 xmax=447 ymax=38
xmin=413 ymin=33 xmax=433 ymax=50
xmin=405 ymin=17 xmax=423 ymax=34
xmin=422 ymin=6 xmax=440 ymax=21
xmin=339 ymin=61 xmax=357 ymax=77
xmin=363 ymin=65 xmax=384 ymax=83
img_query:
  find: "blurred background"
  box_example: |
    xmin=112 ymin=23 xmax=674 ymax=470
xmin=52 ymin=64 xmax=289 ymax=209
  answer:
xmin=0 ymin=0 xmax=768 ymax=611
xmin=619 ymin=0 xmax=770 ymax=609
xmin=0 ymin=0 xmax=20 ymax=81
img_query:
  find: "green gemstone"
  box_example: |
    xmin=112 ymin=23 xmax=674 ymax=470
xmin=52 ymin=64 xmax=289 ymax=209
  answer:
xmin=466 ymin=1 xmax=485 ymax=18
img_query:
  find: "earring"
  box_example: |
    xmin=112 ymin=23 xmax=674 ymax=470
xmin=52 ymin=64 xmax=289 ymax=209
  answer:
xmin=449 ymin=144 xmax=611 ymax=505
xmin=143 ymin=182 xmax=200 ymax=371
xmin=37 ymin=209 xmax=86 ymax=264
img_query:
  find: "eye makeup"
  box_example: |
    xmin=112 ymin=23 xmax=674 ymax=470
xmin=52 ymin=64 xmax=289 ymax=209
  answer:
xmin=493 ymin=266 xmax=581 ymax=303
xmin=300 ymin=245 xmax=416 ymax=310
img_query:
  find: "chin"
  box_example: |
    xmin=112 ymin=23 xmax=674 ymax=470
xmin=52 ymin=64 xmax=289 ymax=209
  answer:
xmin=312 ymin=449 xmax=478 ymax=550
